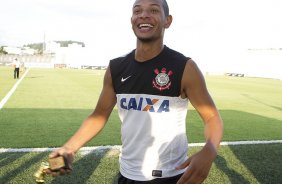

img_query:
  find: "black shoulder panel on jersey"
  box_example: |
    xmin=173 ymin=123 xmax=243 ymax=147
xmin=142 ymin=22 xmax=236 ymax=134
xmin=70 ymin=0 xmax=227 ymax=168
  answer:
xmin=110 ymin=46 xmax=190 ymax=97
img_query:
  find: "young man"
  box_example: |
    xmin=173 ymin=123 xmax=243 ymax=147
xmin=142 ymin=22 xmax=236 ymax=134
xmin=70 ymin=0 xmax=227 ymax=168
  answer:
xmin=47 ymin=0 xmax=223 ymax=183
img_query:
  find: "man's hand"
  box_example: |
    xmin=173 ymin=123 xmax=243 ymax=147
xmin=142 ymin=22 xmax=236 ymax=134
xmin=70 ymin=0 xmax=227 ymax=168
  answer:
xmin=176 ymin=143 xmax=217 ymax=184
xmin=45 ymin=147 xmax=75 ymax=177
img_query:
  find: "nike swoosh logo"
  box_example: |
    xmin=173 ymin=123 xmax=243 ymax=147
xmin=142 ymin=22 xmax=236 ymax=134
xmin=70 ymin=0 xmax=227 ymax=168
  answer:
xmin=121 ymin=76 xmax=131 ymax=82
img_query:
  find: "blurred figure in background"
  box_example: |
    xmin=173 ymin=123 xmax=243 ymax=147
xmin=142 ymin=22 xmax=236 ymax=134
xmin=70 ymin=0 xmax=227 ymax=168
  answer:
xmin=12 ymin=58 xmax=20 ymax=79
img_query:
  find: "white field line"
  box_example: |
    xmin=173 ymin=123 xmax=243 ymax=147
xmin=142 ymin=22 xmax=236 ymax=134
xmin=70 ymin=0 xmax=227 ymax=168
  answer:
xmin=0 ymin=140 xmax=282 ymax=153
xmin=0 ymin=68 xmax=30 ymax=110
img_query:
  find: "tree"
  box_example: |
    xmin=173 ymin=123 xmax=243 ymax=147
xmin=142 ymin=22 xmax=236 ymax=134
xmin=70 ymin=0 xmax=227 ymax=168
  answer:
xmin=23 ymin=43 xmax=43 ymax=53
xmin=0 ymin=46 xmax=8 ymax=55
xmin=55 ymin=40 xmax=85 ymax=47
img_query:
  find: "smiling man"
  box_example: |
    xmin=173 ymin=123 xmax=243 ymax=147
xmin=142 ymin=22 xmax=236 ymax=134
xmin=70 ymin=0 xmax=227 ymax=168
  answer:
xmin=47 ymin=0 xmax=223 ymax=183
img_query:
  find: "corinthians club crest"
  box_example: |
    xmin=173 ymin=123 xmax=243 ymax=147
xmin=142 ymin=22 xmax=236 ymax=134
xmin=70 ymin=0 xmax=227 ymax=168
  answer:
xmin=152 ymin=68 xmax=173 ymax=91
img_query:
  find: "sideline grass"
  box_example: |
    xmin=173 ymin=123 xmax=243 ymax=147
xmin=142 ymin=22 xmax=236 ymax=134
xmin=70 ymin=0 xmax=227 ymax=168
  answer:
xmin=0 ymin=67 xmax=18 ymax=100
xmin=1 ymin=68 xmax=282 ymax=183
xmin=1 ymin=144 xmax=281 ymax=183
xmin=0 ymin=68 xmax=112 ymax=148
xmin=206 ymin=75 xmax=282 ymax=119
xmin=0 ymin=69 xmax=282 ymax=147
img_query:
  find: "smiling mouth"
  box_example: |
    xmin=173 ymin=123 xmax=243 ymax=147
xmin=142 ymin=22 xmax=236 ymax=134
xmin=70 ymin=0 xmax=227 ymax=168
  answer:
xmin=138 ymin=23 xmax=154 ymax=29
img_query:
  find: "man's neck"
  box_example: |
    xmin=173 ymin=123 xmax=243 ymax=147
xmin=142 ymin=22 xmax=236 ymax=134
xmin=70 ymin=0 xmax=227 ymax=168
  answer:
xmin=135 ymin=40 xmax=164 ymax=62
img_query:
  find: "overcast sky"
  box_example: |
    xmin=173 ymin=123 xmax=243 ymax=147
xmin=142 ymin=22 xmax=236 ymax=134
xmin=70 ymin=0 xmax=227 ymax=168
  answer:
xmin=1 ymin=0 xmax=282 ymax=69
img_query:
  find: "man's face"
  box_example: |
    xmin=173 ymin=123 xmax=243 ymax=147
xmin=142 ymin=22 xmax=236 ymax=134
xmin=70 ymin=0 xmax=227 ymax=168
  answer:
xmin=131 ymin=0 xmax=171 ymax=42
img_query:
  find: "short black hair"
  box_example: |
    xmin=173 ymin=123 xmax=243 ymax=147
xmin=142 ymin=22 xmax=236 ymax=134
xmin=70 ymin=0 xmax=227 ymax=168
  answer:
xmin=162 ymin=0 xmax=169 ymax=16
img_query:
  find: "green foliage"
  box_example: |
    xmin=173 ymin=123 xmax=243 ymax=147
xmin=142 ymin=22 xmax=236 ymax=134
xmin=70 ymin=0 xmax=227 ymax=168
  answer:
xmin=23 ymin=43 xmax=43 ymax=53
xmin=55 ymin=40 xmax=85 ymax=47
xmin=0 ymin=46 xmax=8 ymax=55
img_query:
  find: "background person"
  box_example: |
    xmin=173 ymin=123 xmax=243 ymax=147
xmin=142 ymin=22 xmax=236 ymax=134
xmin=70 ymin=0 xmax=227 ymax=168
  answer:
xmin=12 ymin=58 xmax=20 ymax=79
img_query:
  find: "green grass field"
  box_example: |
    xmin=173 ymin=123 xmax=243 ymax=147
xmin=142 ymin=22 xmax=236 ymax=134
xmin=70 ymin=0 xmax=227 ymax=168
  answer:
xmin=0 ymin=67 xmax=17 ymax=100
xmin=0 ymin=67 xmax=282 ymax=183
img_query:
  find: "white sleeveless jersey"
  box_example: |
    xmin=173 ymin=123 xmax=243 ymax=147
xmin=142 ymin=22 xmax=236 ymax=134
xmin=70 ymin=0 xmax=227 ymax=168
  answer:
xmin=110 ymin=46 xmax=190 ymax=181
xmin=117 ymin=94 xmax=188 ymax=180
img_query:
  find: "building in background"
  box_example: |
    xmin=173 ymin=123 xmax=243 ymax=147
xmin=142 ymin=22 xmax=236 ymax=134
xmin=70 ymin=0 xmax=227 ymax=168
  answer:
xmin=0 ymin=44 xmax=281 ymax=79
xmin=2 ymin=46 xmax=37 ymax=55
xmin=0 ymin=42 xmax=96 ymax=69
xmin=44 ymin=41 xmax=87 ymax=68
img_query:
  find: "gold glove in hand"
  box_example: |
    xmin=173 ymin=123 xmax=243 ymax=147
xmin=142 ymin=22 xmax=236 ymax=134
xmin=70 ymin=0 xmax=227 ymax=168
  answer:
xmin=34 ymin=155 xmax=72 ymax=183
xmin=34 ymin=162 xmax=49 ymax=183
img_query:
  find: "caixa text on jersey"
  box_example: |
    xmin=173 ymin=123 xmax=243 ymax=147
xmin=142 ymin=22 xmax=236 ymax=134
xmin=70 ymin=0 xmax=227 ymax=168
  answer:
xmin=120 ymin=97 xmax=169 ymax=113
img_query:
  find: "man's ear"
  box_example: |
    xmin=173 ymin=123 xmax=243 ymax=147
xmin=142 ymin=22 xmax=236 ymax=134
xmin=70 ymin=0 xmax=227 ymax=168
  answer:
xmin=164 ymin=15 xmax=173 ymax=28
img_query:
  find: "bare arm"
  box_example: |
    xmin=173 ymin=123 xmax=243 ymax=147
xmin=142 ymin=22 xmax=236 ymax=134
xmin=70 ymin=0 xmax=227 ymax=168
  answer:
xmin=183 ymin=60 xmax=223 ymax=150
xmin=177 ymin=59 xmax=223 ymax=184
xmin=47 ymin=67 xmax=117 ymax=175
xmin=61 ymin=67 xmax=117 ymax=153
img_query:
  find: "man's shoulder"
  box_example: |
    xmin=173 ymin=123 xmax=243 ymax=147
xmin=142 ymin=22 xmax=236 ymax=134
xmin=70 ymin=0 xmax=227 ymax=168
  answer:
xmin=111 ymin=50 xmax=134 ymax=63
xmin=164 ymin=46 xmax=191 ymax=61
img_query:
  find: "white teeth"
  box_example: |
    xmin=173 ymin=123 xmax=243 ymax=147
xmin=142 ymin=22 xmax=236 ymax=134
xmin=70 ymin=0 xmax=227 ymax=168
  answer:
xmin=139 ymin=23 xmax=153 ymax=28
